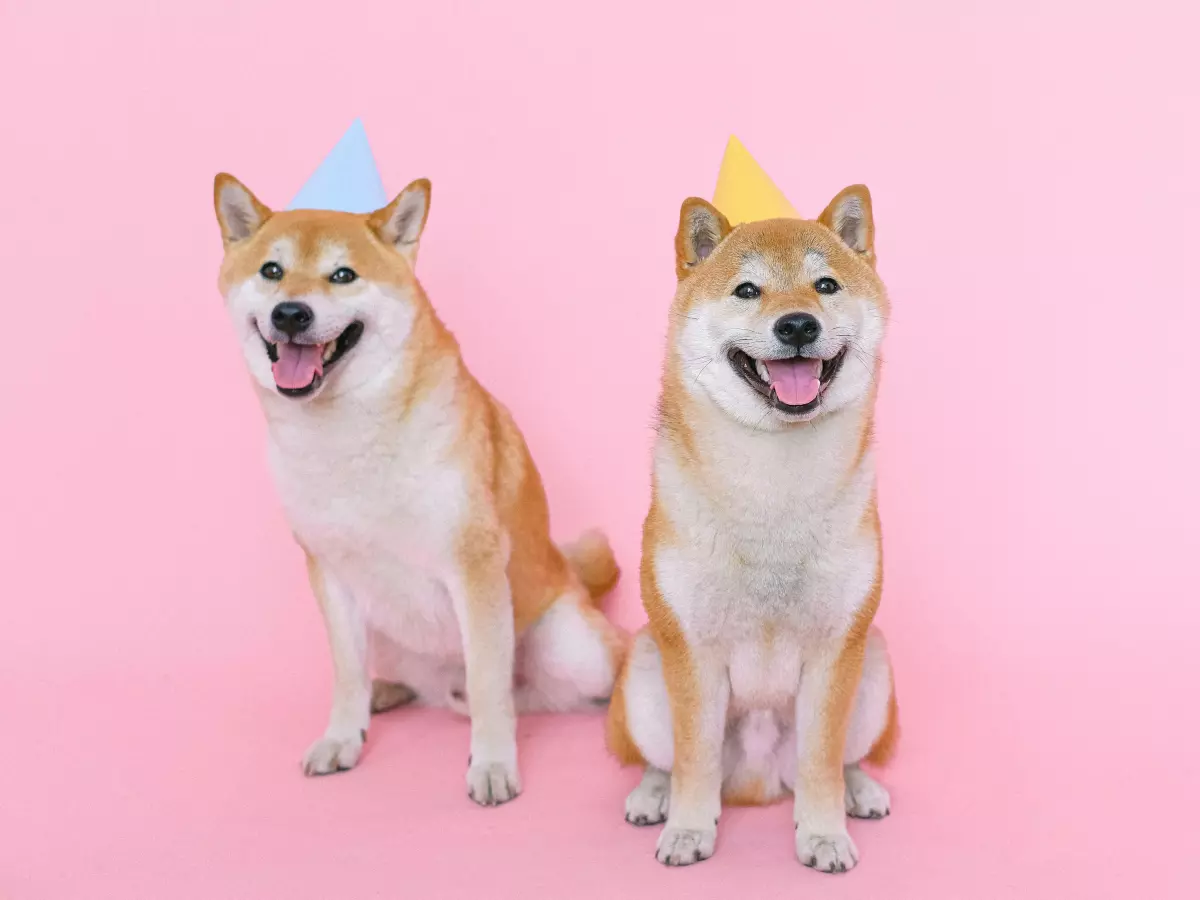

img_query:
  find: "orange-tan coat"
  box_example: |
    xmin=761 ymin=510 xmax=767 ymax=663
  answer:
xmin=214 ymin=175 xmax=624 ymax=806
xmin=607 ymin=187 xmax=898 ymax=871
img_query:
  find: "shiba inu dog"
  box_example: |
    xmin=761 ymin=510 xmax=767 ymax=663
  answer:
xmin=213 ymin=174 xmax=625 ymax=805
xmin=606 ymin=186 xmax=898 ymax=870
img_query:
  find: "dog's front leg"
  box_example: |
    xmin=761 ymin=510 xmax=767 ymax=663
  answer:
xmin=792 ymin=627 xmax=868 ymax=873
xmin=301 ymin=555 xmax=371 ymax=775
xmin=448 ymin=538 xmax=520 ymax=807
xmin=656 ymin=646 xmax=729 ymax=866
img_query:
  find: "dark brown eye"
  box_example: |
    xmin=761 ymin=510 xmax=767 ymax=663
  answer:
xmin=814 ymin=277 xmax=840 ymax=295
xmin=733 ymin=282 xmax=761 ymax=300
xmin=329 ymin=267 xmax=358 ymax=285
xmin=259 ymin=261 xmax=284 ymax=281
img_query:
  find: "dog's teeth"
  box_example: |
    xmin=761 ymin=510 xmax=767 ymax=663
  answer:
xmin=755 ymin=360 xmax=769 ymax=382
xmin=323 ymin=343 xmax=336 ymax=362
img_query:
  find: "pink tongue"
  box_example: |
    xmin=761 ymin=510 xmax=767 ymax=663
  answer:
xmin=272 ymin=343 xmax=324 ymax=390
xmin=763 ymin=357 xmax=822 ymax=406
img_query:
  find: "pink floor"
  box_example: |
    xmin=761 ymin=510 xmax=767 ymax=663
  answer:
xmin=5 ymin=627 xmax=1197 ymax=898
xmin=3 ymin=1 xmax=1199 ymax=897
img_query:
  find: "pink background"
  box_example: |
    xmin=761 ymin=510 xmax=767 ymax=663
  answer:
xmin=2 ymin=1 xmax=1197 ymax=897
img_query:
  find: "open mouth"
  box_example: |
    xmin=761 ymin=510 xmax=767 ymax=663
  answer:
xmin=728 ymin=346 xmax=847 ymax=415
xmin=262 ymin=322 xmax=364 ymax=398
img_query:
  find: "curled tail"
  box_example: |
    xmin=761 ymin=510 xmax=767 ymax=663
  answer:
xmin=561 ymin=529 xmax=621 ymax=601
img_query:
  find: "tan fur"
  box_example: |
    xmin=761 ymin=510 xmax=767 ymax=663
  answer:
xmin=722 ymin=778 xmax=771 ymax=807
xmin=639 ymin=506 xmax=708 ymax=807
xmin=865 ymin=677 xmax=900 ymax=766
xmin=798 ymin=583 xmax=880 ymax=818
xmin=370 ymin=680 xmax=417 ymax=713
xmin=609 ymin=187 xmax=898 ymax=870
xmin=227 ymin=189 xmax=587 ymax=633
xmin=561 ymin=531 xmax=622 ymax=601
xmin=214 ymin=174 xmax=625 ymax=799
xmin=605 ymin=642 xmax=646 ymax=766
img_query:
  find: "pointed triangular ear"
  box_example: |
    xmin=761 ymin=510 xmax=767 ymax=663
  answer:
xmin=214 ymin=174 xmax=271 ymax=245
xmin=675 ymin=198 xmax=732 ymax=280
xmin=369 ymin=179 xmax=431 ymax=265
xmin=819 ymin=185 xmax=875 ymax=265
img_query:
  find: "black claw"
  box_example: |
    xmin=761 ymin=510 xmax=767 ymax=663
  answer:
xmin=693 ymin=850 xmax=701 ymax=863
xmin=837 ymin=861 xmax=847 ymax=872
xmin=360 ymin=729 xmax=367 ymax=743
xmin=804 ymin=857 xmax=816 ymax=868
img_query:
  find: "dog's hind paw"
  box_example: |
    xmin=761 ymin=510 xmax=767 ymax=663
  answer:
xmin=844 ymin=765 xmax=891 ymax=819
xmin=301 ymin=730 xmax=364 ymax=776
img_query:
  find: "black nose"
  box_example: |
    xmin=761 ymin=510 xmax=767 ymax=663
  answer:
xmin=773 ymin=313 xmax=821 ymax=347
xmin=271 ymin=302 xmax=314 ymax=337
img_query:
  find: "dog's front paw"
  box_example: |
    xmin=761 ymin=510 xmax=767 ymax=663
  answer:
xmin=795 ymin=830 xmax=859 ymax=873
xmin=655 ymin=825 xmax=716 ymax=866
xmin=302 ymin=730 xmax=364 ymax=776
xmin=466 ymin=758 xmax=521 ymax=806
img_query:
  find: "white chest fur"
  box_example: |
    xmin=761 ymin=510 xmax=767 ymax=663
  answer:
xmin=653 ymin=404 xmax=878 ymax=705
xmin=264 ymin=385 xmax=469 ymax=658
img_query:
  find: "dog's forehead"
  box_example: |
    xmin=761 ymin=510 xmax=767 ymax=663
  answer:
xmin=732 ymin=247 xmax=833 ymax=286
xmin=727 ymin=220 xmax=834 ymax=265
xmin=258 ymin=212 xmax=374 ymax=266
xmin=703 ymin=218 xmax=873 ymax=291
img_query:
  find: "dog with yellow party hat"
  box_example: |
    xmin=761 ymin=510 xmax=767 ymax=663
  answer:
xmin=607 ymin=138 xmax=898 ymax=872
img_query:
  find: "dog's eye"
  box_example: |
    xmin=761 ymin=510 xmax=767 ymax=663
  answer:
xmin=813 ymin=277 xmax=840 ymax=295
xmin=733 ymin=282 xmax=761 ymax=300
xmin=329 ymin=267 xmax=358 ymax=285
xmin=260 ymin=262 xmax=284 ymax=281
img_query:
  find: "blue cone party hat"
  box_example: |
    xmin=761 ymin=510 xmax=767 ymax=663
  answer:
xmin=287 ymin=119 xmax=388 ymax=213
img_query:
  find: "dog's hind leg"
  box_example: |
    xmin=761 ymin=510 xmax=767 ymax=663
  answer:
xmin=516 ymin=587 xmax=625 ymax=712
xmin=841 ymin=626 xmax=897 ymax=819
xmin=607 ymin=629 xmax=677 ymax=826
xmin=513 ymin=530 xmax=625 ymax=711
xmin=370 ymin=679 xmax=417 ymax=713
xmin=367 ymin=631 xmax=418 ymax=713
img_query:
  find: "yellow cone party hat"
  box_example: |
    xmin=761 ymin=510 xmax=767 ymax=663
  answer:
xmin=711 ymin=136 xmax=798 ymax=225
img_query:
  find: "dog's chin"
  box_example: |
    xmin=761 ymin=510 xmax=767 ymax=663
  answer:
xmin=260 ymin=321 xmax=364 ymax=400
xmin=727 ymin=346 xmax=847 ymax=419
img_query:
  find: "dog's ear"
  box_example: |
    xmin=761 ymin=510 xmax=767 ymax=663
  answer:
xmin=369 ymin=179 xmax=431 ymax=266
xmin=675 ymin=198 xmax=732 ymax=281
xmin=819 ymin=185 xmax=875 ymax=265
xmin=214 ymin=174 xmax=271 ymax=245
